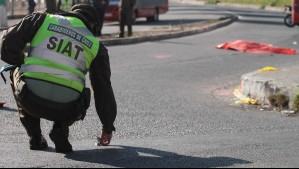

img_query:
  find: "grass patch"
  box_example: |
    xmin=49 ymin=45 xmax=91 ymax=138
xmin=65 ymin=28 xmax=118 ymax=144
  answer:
xmin=292 ymin=92 xmax=299 ymax=113
xmin=206 ymin=0 xmax=220 ymax=4
xmin=269 ymin=94 xmax=289 ymax=109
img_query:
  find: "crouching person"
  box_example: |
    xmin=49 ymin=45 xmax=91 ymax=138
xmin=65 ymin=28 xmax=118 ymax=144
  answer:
xmin=0 ymin=4 xmax=117 ymax=153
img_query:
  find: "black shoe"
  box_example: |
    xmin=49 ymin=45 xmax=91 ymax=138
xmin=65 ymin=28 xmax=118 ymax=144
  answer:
xmin=29 ymin=135 xmax=48 ymax=150
xmin=49 ymin=127 xmax=73 ymax=154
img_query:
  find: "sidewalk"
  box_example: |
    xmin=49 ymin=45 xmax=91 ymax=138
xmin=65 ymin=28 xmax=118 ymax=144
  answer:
xmin=235 ymin=66 xmax=299 ymax=113
xmin=100 ymin=16 xmax=237 ymax=46
xmin=1 ymin=15 xmax=237 ymax=47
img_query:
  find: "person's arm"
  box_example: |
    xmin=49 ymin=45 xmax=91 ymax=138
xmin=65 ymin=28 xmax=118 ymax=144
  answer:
xmin=0 ymin=12 xmax=47 ymax=65
xmin=89 ymin=43 xmax=117 ymax=133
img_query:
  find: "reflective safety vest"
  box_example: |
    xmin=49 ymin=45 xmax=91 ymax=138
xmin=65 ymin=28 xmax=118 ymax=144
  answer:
xmin=20 ymin=14 xmax=100 ymax=92
xmin=60 ymin=0 xmax=73 ymax=12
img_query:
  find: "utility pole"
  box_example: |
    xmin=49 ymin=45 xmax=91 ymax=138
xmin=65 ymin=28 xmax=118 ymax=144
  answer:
xmin=0 ymin=0 xmax=7 ymax=28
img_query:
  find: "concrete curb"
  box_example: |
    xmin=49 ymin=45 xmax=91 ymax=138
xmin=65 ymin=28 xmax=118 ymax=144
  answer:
xmin=101 ymin=15 xmax=238 ymax=46
xmin=239 ymin=67 xmax=299 ymax=111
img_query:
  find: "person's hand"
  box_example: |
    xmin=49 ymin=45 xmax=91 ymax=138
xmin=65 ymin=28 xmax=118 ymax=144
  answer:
xmin=95 ymin=130 xmax=112 ymax=146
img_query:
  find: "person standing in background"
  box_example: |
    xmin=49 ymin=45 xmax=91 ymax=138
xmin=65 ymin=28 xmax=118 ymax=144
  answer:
xmin=28 ymin=0 xmax=36 ymax=14
xmin=92 ymin=0 xmax=109 ymax=36
xmin=45 ymin=0 xmax=57 ymax=14
xmin=118 ymin=0 xmax=136 ymax=38
xmin=58 ymin=0 xmax=75 ymax=12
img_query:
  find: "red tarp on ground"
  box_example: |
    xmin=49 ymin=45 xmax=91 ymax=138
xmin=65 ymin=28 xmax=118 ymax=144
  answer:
xmin=216 ymin=40 xmax=297 ymax=55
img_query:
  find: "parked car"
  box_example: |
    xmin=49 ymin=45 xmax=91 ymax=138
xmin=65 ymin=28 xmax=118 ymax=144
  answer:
xmin=104 ymin=0 xmax=169 ymax=22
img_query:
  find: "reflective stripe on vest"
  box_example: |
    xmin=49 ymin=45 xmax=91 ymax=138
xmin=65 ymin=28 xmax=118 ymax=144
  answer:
xmin=61 ymin=0 xmax=73 ymax=11
xmin=20 ymin=14 xmax=100 ymax=92
xmin=29 ymin=47 xmax=86 ymax=72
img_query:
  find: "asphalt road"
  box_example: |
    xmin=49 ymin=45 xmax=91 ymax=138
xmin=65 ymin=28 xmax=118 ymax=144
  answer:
xmin=1 ymin=1 xmax=299 ymax=168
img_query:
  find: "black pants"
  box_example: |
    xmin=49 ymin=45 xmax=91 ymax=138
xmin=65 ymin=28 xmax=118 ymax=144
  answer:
xmin=10 ymin=68 xmax=86 ymax=137
xmin=119 ymin=10 xmax=133 ymax=37
xmin=95 ymin=6 xmax=106 ymax=36
xmin=28 ymin=6 xmax=35 ymax=14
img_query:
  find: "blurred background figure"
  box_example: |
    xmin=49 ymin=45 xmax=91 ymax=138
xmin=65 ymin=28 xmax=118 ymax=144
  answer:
xmin=28 ymin=0 xmax=36 ymax=14
xmin=58 ymin=0 xmax=75 ymax=12
xmin=92 ymin=0 xmax=109 ymax=36
xmin=118 ymin=0 xmax=136 ymax=38
xmin=77 ymin=0 xmax=92 ymax=5
xmin=45 ymin=0 xmax=57 ymax=14
xmin=74 ymin=0 xmax=80 ymax=4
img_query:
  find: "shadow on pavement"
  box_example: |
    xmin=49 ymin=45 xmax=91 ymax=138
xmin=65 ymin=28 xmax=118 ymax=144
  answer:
xmin=65 ymin=145 xmax=252 ymax=168
xmin=0 ymin=107 xmax=18 ymax=112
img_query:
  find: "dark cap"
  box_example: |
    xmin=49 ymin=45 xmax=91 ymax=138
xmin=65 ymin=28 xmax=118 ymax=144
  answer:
xmin=71 ymin=4 xmax=100 ymax=34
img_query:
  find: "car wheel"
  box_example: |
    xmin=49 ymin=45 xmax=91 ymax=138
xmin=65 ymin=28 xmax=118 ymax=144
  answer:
xmin=284 ymin=14 xmax=295 ymax=28
xmin=147 ymin=8 xmax=159 ymax=22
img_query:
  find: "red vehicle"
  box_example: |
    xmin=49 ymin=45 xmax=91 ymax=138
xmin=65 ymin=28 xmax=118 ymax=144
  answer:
xmin=104 ymin=0 xmax=169 ymax=22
